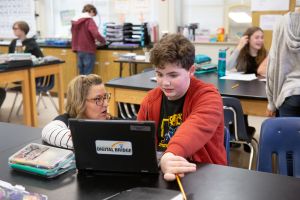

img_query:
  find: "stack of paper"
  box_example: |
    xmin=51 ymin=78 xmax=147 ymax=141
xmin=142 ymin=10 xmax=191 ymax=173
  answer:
xmin=220 ymin=71 xmax=257 ymax=81
xmin=118 ymin=53 xmax=136 ymax=60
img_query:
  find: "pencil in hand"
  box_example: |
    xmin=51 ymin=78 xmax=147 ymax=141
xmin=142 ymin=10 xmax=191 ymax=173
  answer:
xmin=176 ymin=175 xmax=187 ymax=200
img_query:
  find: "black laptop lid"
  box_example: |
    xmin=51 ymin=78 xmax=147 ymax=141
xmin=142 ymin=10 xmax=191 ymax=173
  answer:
xmin=69 ymin=119 xmax=158 ymax=174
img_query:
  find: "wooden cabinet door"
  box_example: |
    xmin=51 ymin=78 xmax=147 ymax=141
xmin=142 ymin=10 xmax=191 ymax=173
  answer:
xmin=95 ymin=50 xmax=130 ymax=83
xmin=0 ymin=45 xmax=9 ymax=54
xmin=40 ymin=47 xmax=78 ymax=93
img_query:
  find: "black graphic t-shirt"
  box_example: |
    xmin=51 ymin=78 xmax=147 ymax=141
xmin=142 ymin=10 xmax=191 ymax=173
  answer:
xmin=157 ymin=94 xmax=185 ymax=151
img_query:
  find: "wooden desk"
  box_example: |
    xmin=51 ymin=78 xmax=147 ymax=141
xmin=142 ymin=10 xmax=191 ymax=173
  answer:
xmin=1 ymin=61 xmax=64 ymax=127
xmin=0 ymin=122 xmax=300 ymax=200
xmin=0 ymin=67 xmax=32 ymax=126
xmin=106 ymin=71 xmax=268 ymax=117
xmin=114 ymin=58 xmax=151 ymax=77
xmin=29 ymin=62 xmax=64 ymax=127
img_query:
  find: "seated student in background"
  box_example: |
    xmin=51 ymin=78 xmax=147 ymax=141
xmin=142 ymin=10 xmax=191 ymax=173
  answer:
xmin=266 ymin=9 xmax=300 ymax=117
xmin=9 ymin=21 xmax=44 ymax=58
xmin=42 ymin=74 xmax=113 ymax=149
xmin=1 ymin=21 xmax=44 ymax=111
xmin=227 ymin=26 xmax=268 ymax=76
xmin=137 ymin=34 xmax=227 ymax=181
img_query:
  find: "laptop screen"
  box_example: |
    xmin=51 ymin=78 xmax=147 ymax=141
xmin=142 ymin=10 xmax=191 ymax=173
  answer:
xmin=69 ymin=119 xmax=159 ymax=174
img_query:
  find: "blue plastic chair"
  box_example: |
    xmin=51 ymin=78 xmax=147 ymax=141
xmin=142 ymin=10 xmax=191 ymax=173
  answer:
xmin=257 ymin=117 xmax=300 ymax=177
xmin=222 ymin=97 xmax=257 ymax=169
xmin=224 ymin=126 xmax=230 ymax=165
xmin=7 ymin=75 xmax=58 ymax=121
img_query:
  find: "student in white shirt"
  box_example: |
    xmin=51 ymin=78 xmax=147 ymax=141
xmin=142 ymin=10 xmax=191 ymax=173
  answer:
xmin=42 ymin=74 xmax=113 ymax=149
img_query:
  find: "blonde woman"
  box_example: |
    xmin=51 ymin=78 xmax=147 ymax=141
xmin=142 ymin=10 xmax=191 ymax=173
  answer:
xmin=42 ymin=74 xmax=113 ymax=149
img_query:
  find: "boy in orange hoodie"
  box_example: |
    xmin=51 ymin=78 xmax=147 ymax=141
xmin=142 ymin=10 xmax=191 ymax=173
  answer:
xmin=138 ymin=34 xmax=226 ymax=181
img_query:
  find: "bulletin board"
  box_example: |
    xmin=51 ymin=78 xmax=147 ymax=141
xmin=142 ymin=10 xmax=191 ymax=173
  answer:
xmin=0 ymin=0 xmax=36 ymax=38
xmin=251 ymin=0 xmax=296 ymax=50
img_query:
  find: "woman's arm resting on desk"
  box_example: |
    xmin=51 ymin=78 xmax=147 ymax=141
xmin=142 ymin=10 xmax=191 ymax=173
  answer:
xmin=42 ymin=120 xmax=73 ymax=149
xmin=160 ymin=152 xmax=196 ymax=181
xmin=257 ymin=56 xmax=268 ymax=77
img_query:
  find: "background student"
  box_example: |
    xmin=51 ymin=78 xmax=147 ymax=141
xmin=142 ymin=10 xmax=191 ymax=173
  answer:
xmin=9 ymin=21 xmax=44 ymax=58
xmin=1 ymin=21 xmax=44 ymax=110
xmin=71 ymin=4 xmax=106 ymax=75
xmin=137 ymin=34 xmax=226 ymax=181
xmin=266 ymin=9 xmax=300 ymax=117
xmin=42 ymin=74 xmax=113 ymax=149
xmin=227 ymin=26 xmax=268 ymax=76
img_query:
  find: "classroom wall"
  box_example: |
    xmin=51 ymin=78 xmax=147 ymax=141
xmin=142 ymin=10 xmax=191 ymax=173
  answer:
xmin=36 ymin=0 xmax=159 ymax=38
xmin=33 ymin=0 xmax=250 ymax=39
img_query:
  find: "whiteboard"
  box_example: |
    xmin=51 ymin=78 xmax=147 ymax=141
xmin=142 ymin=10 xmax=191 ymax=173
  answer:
xmin=251 ymin=0 xmax=289 ymax=11
xmin=0 ymin=0 xmax=36 ymax=38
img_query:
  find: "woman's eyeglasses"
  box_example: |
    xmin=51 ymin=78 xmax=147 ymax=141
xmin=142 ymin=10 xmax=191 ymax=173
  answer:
xmin=86 ymin=93 xmax=111 ymax=106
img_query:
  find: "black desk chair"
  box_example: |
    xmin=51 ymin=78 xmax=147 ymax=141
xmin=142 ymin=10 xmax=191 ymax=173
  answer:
xmin=257 ymin=117 xmax=300 ymax=177
xmin=222 ymin=96 xmax=258 ymax=170
xmin=224 ymin=126 xmax=230 ymax=165
xmin=7 ymin=75 xmax=58 ymax=122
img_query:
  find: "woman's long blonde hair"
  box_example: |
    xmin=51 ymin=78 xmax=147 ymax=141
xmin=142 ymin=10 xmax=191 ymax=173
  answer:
xmin=65 ymin=74 xmax=103 ymax=118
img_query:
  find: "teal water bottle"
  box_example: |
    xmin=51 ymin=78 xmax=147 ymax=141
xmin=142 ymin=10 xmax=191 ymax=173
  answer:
xmin=140 ymin=31 xmax=145 ymax=47
xmin=218 ymin=49 xmax=226 ymax=77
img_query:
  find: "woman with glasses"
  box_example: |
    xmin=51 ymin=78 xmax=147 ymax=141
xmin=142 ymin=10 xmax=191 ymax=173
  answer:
xmin=42 ymin=74 xmax=113 ymax=149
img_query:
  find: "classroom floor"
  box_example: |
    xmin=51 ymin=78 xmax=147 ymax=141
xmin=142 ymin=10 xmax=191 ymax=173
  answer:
xmin=0 ymin=91 xmax=268 ymax=170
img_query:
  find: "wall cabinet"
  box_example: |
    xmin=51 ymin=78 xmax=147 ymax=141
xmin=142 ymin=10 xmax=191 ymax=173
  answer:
xmin=2 ymin=45 xmax=148 ymax=94
xmin=0 ymin=45 xmax=8 ymax=54
xmin=95 ymin=49 xmax=150 ymax=84
xmin=41 ymin=47 xmax=77 ymax=93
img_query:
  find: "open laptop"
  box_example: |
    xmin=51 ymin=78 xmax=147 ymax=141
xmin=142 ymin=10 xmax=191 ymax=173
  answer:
xmin=69 ymin=119 xmax=159 ymax=174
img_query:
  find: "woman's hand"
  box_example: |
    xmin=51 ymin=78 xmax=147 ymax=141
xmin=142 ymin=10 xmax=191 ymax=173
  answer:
xmin=266 ymin=108 xmax=276 ymax=117
xmin=237 ymin=35 xmax=249 ymax=51
xmin=160 ymin=152 xmax=197 ymax=181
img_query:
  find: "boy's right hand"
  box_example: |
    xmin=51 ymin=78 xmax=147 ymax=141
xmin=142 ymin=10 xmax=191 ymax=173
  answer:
xmin=237 ymin=35 xmax=249 ymax=51
xmin=160 ymin=152 xmax=196 ymax=181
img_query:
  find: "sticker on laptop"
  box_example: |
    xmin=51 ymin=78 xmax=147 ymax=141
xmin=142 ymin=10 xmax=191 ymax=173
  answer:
xmin=95 ymin=140 xmax=133 ymax=155
xmin=130 ymin=125 xmax=151 ymax=132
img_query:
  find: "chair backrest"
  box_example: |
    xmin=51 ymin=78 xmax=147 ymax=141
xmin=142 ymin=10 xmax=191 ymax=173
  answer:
xmin=224 ymin=126 xmax=230 ymax=165
xmin=35 ymin=75 xmax=55 ymax=92
xmin=222 ymin=97 xmax=250 ymax=142
xmin=257 ymin=117 xmax=300 ymax=177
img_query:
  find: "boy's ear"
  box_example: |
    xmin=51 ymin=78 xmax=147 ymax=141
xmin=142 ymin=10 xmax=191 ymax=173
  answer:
xmin=189 ymin=65 xmax=195 ymax=77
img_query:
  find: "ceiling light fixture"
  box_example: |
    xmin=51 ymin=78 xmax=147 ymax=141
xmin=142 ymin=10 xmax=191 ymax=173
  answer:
xmin=229 ymin=12 xmax=252 ymax=23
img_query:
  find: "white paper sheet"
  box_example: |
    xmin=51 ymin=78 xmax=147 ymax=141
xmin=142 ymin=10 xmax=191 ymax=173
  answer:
xmin=220 ymin=71 xmax=257 ymax=81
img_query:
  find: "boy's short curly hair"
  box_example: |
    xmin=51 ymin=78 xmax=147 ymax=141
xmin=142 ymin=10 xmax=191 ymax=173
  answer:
xmin=150 ymin=34 xmax=195 ymax=70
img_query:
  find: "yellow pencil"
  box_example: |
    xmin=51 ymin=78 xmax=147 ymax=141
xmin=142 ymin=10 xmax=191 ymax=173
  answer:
xmin=231 ymin=83 xmax=239 ymax=89
xmin=176 ymin=175 xmax=187 ymax=200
